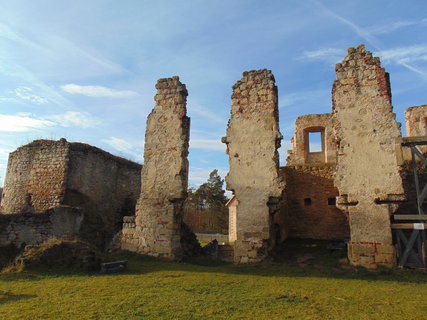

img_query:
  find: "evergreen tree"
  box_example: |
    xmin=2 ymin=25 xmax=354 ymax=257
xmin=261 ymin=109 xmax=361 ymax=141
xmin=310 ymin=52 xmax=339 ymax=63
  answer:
xmin=185 ymin=169 xmax=229 ymax=233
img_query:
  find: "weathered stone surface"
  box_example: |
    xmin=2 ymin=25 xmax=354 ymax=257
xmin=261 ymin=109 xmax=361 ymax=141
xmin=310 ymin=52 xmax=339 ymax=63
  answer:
xmin=287 ymin=113 xmax=336 ymax=165
xmin=0 ymin=206 xmax=84 ymax=249
xmin=405 ymin=104 xmax=427 ymax=155
xmin=405 ymin=104 xmax=427 ymax=137
xmin=223 ymin=69 xmax=285 ymax=263
xmin=0 ymin=139 xmax=142 ymax=247
xmin=122 ymin=76 xmax=190 ymax=260
xmin=332 ymin=44 xmax=405 ymax=268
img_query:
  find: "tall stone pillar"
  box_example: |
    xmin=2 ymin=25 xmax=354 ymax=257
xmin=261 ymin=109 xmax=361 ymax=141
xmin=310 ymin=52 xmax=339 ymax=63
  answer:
xmin=122 ymin=76 xmax=190 ymax=260
xmin=222 ymin=69 xmax=285 ymax=263
xmin=332 ymin=45 xmax=405 ymax=268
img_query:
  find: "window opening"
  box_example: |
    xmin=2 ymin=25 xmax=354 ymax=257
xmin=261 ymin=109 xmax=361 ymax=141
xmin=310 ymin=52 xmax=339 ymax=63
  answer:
xmin=328 ymin=197 xmax=336 ymax=205
xmin=308 ymin=132 xmax=322 ymax=152
xmin=304 ymin=198 xmax=312 ymax=206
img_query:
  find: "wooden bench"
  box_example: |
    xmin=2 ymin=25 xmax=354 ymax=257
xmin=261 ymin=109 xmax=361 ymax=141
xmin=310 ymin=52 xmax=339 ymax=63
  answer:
xmin=100 ymin=260 xmax=128 ymax=274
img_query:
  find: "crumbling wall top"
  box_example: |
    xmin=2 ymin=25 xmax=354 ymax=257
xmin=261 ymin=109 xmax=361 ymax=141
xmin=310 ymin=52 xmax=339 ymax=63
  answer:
xmin=405 ymin=104 xmax=427 ymax=137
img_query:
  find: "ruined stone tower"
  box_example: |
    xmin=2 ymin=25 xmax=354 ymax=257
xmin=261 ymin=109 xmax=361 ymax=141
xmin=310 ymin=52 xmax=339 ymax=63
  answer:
xmin=332 ymin=45 xmax=405 ymax=268
xmin=122 ymin=76 xmax=190 ymax=260
xmin=223 ymin=69 xmax=285 ymax=263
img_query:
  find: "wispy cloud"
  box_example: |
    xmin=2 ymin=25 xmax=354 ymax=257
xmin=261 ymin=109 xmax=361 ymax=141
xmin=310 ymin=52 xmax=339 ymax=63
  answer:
xmin=14 ymin=86 xmax=48 ymax=104
xmin=298 ymin=48 xmax=345 ymax=63
xmin=0 ymin=114 xmax=55 ymax=132
xmin=190 ymin=139 xmax=225 ymax=152
xmin=104 ymin=137 xmax=143 ymax=161
xmin=311 ymin=0 xmax=380 ymax=48
xmin=377 ymin=45 xmax=427 ymax=64
xmin=188 ymin=167 xmax=228 ymax=186
xmin=367 ymin=20 xmax=427 ymax=35
xmin=311 ymin=0 xmax=427 ymax=78
xmin=46 ymin=111 xmax=101 ymax=128
xmin=61 ymin=84 xmax=138 ymax=98
xmin=280 ymin=89 xmax=330 ymax=108
xmin=0 ymin=96 xmax=17 ymax=103
xmin=188 ymin=103 xmax=227 ymax=124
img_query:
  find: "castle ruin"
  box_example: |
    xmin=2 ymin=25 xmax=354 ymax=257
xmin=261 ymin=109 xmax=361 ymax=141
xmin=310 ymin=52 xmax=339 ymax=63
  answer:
xmin=0 ymin=139 xmax=141 ymax=248
xmin=0 ymin=44 xmax=426 ymax=269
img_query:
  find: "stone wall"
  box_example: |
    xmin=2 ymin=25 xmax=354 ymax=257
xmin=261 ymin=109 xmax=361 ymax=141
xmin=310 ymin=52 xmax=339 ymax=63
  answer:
xmin=222 ymin=69 xmax=285 ymax=263
xmin=1 ymin=139 xmax=69 ymax=214
xmin=280 ymin=165 xmax=349 ymax=240
xmin=0 ymin=139 xmax=142 ymax=248
xmin=122 ymin=76 xmax=190 ymax=260
xmin=0 ymin=206 xmax=83 ymax=249
xmin=65 ymin=143 xmax=141 ymax=246
xmin=405 ymin=105 xmax=427 ymax=137
xmin=332 ymin=44 xmax=405 ymax=268
xmin=287 ymin=113 xmax=336 ymax=165
xmin=405 ymin=105 xmax=427 ymax=155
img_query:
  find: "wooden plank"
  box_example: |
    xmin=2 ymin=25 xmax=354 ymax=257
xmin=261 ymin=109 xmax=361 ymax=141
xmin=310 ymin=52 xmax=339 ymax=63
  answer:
xmin=399 ymin=230 xmax=420 ymax=267
xmin=394 ymin=215 xmax=427 ymax=221
xmin=391 ymin=223 xmax=427 ymax=229
xmin=401 ymin=136 xmax=427 ymax=145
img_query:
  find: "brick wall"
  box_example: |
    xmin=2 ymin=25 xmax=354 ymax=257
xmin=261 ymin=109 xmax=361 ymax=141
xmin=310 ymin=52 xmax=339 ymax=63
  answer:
xmin=280 ymin=165 xmax=349 ymax=240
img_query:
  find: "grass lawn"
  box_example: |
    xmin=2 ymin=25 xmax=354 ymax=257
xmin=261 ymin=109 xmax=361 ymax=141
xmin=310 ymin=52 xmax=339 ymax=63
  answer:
xmin=0 ymin=239 xmax=426 ymax=320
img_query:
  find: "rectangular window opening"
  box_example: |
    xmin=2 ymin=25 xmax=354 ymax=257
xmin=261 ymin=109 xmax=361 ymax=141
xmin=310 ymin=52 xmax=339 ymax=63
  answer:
xmin=308 ymin=132 xmax=322 ymax=153
xmin=304 ymin=198 xmax=312 ymax=206
xmin=328 ymin=197 xmax=336 ymax=205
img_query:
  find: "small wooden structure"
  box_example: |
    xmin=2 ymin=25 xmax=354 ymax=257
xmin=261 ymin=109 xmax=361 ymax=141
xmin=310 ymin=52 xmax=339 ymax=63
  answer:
xmin=393 ymin=137 xmax=427 ymax=268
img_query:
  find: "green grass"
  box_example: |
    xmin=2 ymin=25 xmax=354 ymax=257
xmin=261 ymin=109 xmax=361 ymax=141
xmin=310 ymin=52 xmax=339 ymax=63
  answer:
xmin=1 ymin=240 xmax=426 ymax=320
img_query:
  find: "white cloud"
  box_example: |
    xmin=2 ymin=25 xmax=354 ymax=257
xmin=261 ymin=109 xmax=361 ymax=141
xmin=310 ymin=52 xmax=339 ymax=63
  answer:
xmin=188 ymin=167 xmax=228 ymax=186
xmin=14 ymin=86 xmax=48 ymax=104
xmin=376 ymin=45 xmax=427 ymax=77
xmin=190 ymin=139 xmax=225 ymax=152
xmin=46 ymin=111 xmax=100 ymax=128
xmin=61 ymin=84 xmax=138 ymax=98
xmin=366 ymin=20 xmax=427 ymax=35
xmin=377 ymin=45 xmax=427 ymax=63
xmin=311 ymin=1 xmax=427 ymax=78
xmin=189 ymin=103 xmax=227 ymax=124
xmin=104 ymin=137 xmax=143 ymax=161
xmin=0 ymin=114 xmax=55 ymax=132
xmin=0 ymin=96 xmax=18 ymax=103
xmin=299 ymin=48 xmax=345 ymax=63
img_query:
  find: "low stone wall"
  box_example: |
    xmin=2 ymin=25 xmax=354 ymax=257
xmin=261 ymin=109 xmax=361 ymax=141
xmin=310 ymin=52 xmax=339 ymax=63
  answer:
xmin=0 ymin=206 xmax=84 ymax=249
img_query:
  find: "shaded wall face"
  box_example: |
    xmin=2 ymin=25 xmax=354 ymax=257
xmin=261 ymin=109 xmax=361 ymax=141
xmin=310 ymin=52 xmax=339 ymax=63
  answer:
xmin=281 ymin=165 xmax=349 ymax=240
xmin=1 ymin=140 xmax=68 ymax=214
xmin=223 ymin=69 xmax=285 ymax=263
xmin=65 ymin=146 xmax=141 ymax=245
xmin=332 ymin=44 xmax=404 ymax=268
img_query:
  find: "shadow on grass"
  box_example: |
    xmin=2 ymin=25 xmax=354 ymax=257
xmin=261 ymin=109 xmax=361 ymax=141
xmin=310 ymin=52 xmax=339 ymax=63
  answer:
xmin=2 ymin=239 xmax=425 ymax=284
xmin=0 ymin=290 xmax=36 ymax=304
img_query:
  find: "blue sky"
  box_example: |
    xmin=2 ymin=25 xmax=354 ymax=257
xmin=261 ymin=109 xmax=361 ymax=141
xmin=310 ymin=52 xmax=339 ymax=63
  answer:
xmin=0 ymin=0 xmax=426 ymax=188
